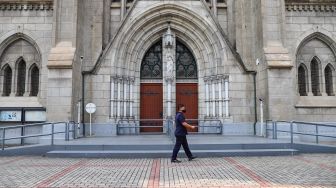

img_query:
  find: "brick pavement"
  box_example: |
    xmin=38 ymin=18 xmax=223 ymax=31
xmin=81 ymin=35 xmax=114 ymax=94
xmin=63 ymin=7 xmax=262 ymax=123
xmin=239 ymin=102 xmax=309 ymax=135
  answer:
xmin=0 ymin=154 xmax=335 ymax=188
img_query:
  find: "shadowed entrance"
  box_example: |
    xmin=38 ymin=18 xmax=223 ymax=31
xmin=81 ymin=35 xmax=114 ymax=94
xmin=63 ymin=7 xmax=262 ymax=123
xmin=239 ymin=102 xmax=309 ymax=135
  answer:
xmin=140 ymin=40 xmax=163 ymax=133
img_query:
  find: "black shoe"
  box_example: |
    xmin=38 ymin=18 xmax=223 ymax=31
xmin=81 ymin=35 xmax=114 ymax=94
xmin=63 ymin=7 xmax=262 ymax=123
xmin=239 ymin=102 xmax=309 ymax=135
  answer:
xmin=171 ymin=159 xmax=182 ymax=163
xmin=188 ymin=156 xmax=197 ymax=161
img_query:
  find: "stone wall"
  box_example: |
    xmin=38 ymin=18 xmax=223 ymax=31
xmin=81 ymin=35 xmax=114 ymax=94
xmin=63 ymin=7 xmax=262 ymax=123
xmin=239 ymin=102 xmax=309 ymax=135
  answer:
xmin=284 ymin=1 xmax=336 ymax=122
xmin=0 ymin=1 xmax=53 ymax=108
xmin=85 ymin=0 xmax=255 ymax=129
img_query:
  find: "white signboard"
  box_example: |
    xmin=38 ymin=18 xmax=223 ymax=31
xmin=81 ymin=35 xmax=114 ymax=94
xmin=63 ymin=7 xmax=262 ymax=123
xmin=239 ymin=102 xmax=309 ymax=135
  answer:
xmin=85 ymin=103 xmax=96 ymax=114
xmin=25 ymin=111 xmax=47 ymax=122
xmin=0 ymin=111 xmax=22 ymax=121
xmin=85 ymin=103 xmax=96 ymax=136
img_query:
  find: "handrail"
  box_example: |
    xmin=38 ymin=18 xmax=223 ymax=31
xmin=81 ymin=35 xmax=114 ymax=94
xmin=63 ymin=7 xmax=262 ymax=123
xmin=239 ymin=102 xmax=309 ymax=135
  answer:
xmin=1 ymin=121 xmax=77 ymax=151
xmin=116 ymin=119 xmax=223 ymax=136
xmin=266 ymin=120 xmax=336 ymax=145
xmin=293 ymin=121 xmax=336 ymax=128
xmin=1 ymin=121 xmax=68 ymax=130
xmin=116 ymin=119 xmax=168 ymax=135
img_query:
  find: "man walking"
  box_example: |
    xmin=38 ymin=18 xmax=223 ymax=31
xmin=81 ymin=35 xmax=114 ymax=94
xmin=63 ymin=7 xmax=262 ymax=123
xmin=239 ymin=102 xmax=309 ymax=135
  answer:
xmin=171 ymin=104 xmax=197 ymax=163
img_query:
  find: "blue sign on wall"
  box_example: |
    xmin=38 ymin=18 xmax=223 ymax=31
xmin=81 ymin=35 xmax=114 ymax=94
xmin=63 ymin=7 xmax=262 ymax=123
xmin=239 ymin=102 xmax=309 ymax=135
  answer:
xmin=0 ymin=111 xmax=22 ymax=122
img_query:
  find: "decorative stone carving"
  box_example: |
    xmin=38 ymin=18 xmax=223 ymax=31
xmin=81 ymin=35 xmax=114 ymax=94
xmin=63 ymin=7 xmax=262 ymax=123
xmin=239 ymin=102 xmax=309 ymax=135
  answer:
xmin=163 ymin=23 xmax=174 ymax=48
xmin=285 ymin=0 xmax=336 ymax=12
xmin=166 ymin=53 xmax=174 ymax=80
xmin=0 ymin=1 xmax=53 ymax=11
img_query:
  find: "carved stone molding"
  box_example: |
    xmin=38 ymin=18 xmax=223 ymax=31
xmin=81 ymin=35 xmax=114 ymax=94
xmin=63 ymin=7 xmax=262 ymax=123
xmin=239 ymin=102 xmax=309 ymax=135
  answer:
xmin=285 ymin=0 xmax=336 ymax=12
xmin=0 ymin=0 xmax=53 ymax=11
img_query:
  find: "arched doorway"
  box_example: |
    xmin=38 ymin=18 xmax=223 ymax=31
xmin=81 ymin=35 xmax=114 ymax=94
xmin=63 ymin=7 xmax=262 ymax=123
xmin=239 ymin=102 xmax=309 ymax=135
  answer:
xmin=139 ymin=38 xmax=199 ymax=133
xmin=140 ymin=40 xmax=163 ymax=132
xmin=175 ymin=40 xmax=198 ymax=132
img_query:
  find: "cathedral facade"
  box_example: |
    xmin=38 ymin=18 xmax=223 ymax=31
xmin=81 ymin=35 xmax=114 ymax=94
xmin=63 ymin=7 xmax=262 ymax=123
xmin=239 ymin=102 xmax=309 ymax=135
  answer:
xmin=0 ymin=0 xmax=335 ymax=136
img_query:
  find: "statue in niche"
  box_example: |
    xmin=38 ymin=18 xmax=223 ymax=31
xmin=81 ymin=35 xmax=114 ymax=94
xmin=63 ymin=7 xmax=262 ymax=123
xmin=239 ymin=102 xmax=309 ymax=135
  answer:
xmin=166 ymin=53 xmax=174 ymax=79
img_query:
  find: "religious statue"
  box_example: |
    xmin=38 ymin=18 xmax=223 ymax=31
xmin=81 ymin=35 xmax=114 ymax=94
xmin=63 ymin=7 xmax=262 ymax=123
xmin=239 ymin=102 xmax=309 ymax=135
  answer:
xmin=166 ymin=53 xmax=174 ymax=79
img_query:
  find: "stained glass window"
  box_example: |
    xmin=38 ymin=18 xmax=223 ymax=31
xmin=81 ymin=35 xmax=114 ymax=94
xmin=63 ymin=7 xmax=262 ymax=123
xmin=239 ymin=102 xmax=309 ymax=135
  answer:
xmin=325 ymin=65 xmax=334 ymax=96
xmin=17 ymin=59 xmax=26 ymax=96
xmin=298 ymin=65 xmax=307 ymax=96
xmin=3 ymin=65 xmax=12 ymax=96
xmin=176 ymin=40 xmax=197 ymax=79
xmin=30 ymin=65 xmax=39 ymax=96
xmin=140 ymin=40 xmax=162 ymax=79
xmin=311 ymin=58 xmax=321 ymax=96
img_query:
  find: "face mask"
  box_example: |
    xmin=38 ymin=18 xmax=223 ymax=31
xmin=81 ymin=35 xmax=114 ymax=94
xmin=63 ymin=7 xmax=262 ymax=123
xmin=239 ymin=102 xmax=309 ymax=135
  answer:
xmin=182 ymin=110 xmax=186 ymax=113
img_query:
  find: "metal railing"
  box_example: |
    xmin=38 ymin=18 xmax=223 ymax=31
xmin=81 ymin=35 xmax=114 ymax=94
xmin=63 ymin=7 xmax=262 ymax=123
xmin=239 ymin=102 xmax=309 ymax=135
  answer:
xmin=266 ymin=120 xmax=336 ymax=145
xmin=116 ymin=119 xmax=167 ymax=135
xmin=184 ymin=119 xmax=223 ymax=135
xmin=167 ymin=119 xmax=222 ymax=142
xmin=117 ymin=119 xmax=223 ymax=136
xmin=0 ymin=121 xmax=77 ymax=150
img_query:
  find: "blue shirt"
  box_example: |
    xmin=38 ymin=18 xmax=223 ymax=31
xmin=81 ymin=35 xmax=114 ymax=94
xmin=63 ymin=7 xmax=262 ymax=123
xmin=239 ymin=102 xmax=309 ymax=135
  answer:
xmin=175 ymin=112 xmax=187 ymax=136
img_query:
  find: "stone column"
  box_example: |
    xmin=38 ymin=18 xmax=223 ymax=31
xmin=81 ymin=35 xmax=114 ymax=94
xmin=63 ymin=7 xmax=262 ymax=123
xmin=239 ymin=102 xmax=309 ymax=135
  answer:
xmin=24 ymin=68 xmax=30 ymax=97
xmin=129 ymin=78 xmax=134 ymax=117
xmin=103 ymin=0 xmax=111 ymax=48
xmin=212 ymin=0 xmax=217 ymax=16
xmin=166 ymin=78 xmax=173 ymax=117
xmin=205 ymin=78 xmax=210 ymax=117
xmin=117 ymin=77 xmax=122 ymax=118
xmin=10 ymin=71 xmax=16 ymax=97
xmin=123 ymin=77 xmax=128 ymax=118
xmin=110 ymin=76 xmax=115 ymax=118
xmin=224 ymin=77 xmax=229 ymax=117
xmin=261 ymin=0 xmax=294 ymax=120
xmin=217 ymin=75 xmax=223 ymax=117
xmin=47 ymin=0 xmax=78 ymax=122
xmin=121 ymin=0 xmax=126 ymax=19
xmin=211 ymin=76 xmax=216 ymax=117
xmin=162 ymin=24 xmax=176 ymax=119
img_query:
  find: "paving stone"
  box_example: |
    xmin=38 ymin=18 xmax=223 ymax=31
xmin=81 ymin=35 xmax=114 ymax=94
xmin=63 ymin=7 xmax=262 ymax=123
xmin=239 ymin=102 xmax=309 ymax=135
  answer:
xmin=0 ymin=154 xmax=335 ymax=187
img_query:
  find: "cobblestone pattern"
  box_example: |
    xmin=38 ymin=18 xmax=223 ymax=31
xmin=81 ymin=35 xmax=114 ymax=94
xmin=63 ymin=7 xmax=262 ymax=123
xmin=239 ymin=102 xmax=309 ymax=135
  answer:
xmin=0 ymin=154 xmax=335 ymax=188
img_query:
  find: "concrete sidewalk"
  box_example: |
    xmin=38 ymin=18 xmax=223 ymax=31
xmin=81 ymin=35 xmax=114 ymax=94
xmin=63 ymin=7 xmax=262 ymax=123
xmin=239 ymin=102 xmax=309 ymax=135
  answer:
xmin=0 ymin=154 xmax=335 ymax=187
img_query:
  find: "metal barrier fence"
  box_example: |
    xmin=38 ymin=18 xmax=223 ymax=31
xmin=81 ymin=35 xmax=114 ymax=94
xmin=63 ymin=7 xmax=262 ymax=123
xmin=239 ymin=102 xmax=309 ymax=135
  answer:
xmin=117 ymin=119 xmax=223 ymax=136
xmin=266 ymin=120 xmax=336 ymax=145
xmin=184 ymin=119 xmax=223 ymax=134
xmin=0 ymin=121 xmax=77 ymax=150
xmin=116 ymin=119 xmax=168 ymax=135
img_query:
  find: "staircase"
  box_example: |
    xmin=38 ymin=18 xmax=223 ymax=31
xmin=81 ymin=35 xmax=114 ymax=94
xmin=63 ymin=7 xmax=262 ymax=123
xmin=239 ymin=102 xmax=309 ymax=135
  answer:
xmin=45 ymin=143 xmax=298 ymax=158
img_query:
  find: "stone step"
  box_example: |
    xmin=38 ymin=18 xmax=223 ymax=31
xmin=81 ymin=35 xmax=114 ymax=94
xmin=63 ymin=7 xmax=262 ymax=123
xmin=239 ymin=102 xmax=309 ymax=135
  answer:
xmin=46 ymin=149 xmax=299 ymax=158
xmin=52 ymin=143 xmax=293 ymax=151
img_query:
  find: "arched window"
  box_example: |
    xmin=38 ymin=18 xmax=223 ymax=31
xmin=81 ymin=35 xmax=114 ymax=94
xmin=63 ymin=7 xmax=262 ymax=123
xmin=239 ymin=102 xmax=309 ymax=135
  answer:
xmin=298 ymin=65 xmax=307 ymax=96
xmin=140 ymin=40 xmax=162 ymax=79
xmin=3 ymin=65 xmax=12 ymax=96
xmin=30 ymin=65 xmax=39 ymax=96
xmin=16 ymin=59 xmax=26 ymax=96
xmin=311 ymin=58 xmax=321 ymax=96
xmin=325 ymin=65 xmax=334 ymax=96
xmin=176 ymin=40 xmax=197 ymax=79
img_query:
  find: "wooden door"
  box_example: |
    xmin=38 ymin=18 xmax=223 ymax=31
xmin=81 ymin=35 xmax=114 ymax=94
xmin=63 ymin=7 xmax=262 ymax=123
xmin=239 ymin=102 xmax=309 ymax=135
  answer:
xmin=176 ymin=83 xmax=198 ymax=132
xmin=140 ymin=83 xmax=163 ymax=132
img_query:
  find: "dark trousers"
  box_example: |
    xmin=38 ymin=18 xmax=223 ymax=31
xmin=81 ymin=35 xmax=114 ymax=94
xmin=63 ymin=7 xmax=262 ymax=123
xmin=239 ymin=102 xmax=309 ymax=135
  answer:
xmin=171 ymin=135 xmax=192 ymax=160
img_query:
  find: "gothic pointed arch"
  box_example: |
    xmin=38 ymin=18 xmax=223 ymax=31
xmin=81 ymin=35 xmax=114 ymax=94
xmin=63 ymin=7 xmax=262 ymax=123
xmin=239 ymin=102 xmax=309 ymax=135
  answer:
xmin=16 ymin=57 xmax=26 ymax=96
xmin=2 ymin=64 xmax=12 ymax=96
xmin=296 ymin=32 xmax=336 ymax=97
xmin=176 ymin=40 xmax=198 ymax=79
xmin=310 ymin=57 xmax=321 ymax=96
xmin=29 ymin=64 xmax=39 ymax=96
xmin=0 ymin=32 xmax=42 ymax=98
xmin=140 ymin=40 xmax=162 ymax=79
xmin=298 ymin=64 xmax=308 ymax=96
xmin=325 ymin=64 xmax=335 ymax=96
